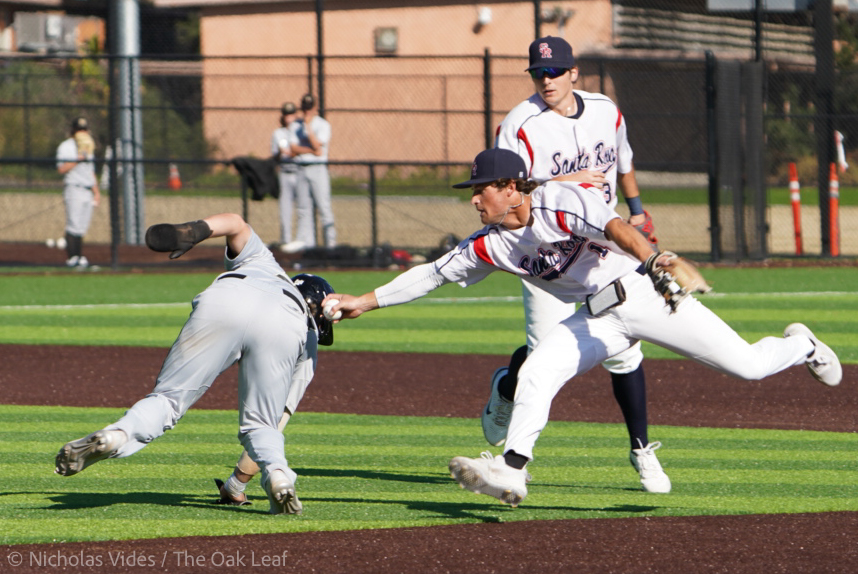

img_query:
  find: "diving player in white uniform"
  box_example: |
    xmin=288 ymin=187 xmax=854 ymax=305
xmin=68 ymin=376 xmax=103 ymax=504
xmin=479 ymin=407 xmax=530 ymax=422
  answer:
xmin=322 ymin=148 xmax=841 ymax=507
xmin=487 ymin=36 xmax=666 ymax=492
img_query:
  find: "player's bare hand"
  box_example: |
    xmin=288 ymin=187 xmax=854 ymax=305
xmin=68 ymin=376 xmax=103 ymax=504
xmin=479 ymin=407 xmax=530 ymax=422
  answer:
xmin=322 ymin=293 xmax=376 ymax=321
xmin=628 ymin=212 xmax=646 ymax=226
xmin=552 ymin=170 xmax=607 ymax=186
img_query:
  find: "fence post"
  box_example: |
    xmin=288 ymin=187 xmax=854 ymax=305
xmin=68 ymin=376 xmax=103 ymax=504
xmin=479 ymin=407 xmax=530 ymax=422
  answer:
xmin=23 ymin=73 xmax=32 ymax=186
xmin=705 ymin=50 xmax=721 ymax=263
xmin=369 ymin=163 xmax=380 ymax=268
xmin=814 ymin=0 xmax=835 ymax=256
xmin=533 ymin=0 xmax=542 ymax=39
xmin=483 ymin=49 xmax=493 ymax=149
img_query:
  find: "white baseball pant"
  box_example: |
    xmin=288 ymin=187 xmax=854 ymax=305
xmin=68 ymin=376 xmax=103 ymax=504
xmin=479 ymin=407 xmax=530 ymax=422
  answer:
xmin=506 ymin=271 xmax=814 ymax=460
xmin=521 ymin=278 xmax=643 ymax=373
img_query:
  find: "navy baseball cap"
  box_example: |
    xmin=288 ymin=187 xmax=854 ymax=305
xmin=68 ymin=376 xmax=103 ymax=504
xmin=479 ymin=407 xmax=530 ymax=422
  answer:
xmin=300 ymin=94 xmax=316 ymax=110
xmin=452 ymin=149 xmax=527 ymax=188
xmin=526 ymin=36 xmax=575 ymax=71
xmin=281 ymin=102 xmax=297 ymax=114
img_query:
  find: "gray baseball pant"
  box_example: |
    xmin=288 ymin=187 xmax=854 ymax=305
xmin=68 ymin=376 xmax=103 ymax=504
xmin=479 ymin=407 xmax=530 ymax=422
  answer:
xmin=108 ymin=277 xmax=309 ymax=484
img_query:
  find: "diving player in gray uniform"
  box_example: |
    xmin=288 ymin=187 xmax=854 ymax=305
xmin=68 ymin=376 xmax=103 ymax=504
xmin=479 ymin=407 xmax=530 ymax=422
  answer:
xmin=292 ymin=93 xmax=336 ymax=251
xmin=56 ymin=117 xmax=100 ymax=268
xmin=54 ymin=213 xmax=336 ymax=515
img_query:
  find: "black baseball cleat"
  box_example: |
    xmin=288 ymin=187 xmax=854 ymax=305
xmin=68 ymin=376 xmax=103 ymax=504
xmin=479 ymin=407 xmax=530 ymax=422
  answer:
xmin=213 ymin=478 xmax=251 ymax=506
xmin=55 ymin=429 xmax=126 ymax=476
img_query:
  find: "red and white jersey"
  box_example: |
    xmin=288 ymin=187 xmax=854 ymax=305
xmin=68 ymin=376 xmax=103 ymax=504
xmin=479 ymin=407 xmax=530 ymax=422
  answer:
xmin=495 ymin=91 xmax=633 ymax=209
xmin=375 ymin=181 xmax=641 ymax=309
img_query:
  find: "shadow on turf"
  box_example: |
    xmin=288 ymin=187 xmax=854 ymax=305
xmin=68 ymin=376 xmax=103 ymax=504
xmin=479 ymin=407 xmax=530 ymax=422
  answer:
xmin=43 ymin=491 xmax=251 ymax=513
xmin=297 ymin=467 xmax=648 ymax=493
xmin=40 ymin=486 xmax=659 ymax=522
xmin=298 ymin=466 xmax=452 ymax=484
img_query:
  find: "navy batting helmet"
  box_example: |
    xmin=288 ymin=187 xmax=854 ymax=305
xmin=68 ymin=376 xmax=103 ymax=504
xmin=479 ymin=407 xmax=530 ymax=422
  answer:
xmin=292 ymin=273 xmax=335 ymax=346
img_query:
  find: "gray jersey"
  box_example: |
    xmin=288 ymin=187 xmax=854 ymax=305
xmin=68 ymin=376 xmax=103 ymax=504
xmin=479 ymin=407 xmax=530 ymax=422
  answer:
xmin=56 ymin=137 xmax=96 ymax=188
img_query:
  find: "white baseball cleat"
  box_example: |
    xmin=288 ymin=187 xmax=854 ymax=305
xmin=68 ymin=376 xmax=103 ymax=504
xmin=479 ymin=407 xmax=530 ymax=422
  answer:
xmin=449 ymin=451 xmax=528 ymax=507
xmin=481 ymin=367 xmax=513 ymax=447
xmin=264 ymin=469 xmax=303 ymax=515
xmin=55 ymin=429 xmax=126 ymax=476
xmin=629 ymin=440 xmax=671 ymax=493
xmin=784 ymin=323 xmax=842 ymax=387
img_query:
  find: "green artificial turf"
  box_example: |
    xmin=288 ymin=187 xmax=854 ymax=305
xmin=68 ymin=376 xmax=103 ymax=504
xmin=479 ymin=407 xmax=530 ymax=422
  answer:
xmin=2 ymin=405 xmax=856 ymax=545
xmin=0 ymin=267 xmax=856 ymax=361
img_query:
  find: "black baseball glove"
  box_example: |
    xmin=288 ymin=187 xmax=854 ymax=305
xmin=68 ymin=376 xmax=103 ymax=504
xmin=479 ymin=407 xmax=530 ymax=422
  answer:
xmin=145 ymin=220 xmax=212 ymax=259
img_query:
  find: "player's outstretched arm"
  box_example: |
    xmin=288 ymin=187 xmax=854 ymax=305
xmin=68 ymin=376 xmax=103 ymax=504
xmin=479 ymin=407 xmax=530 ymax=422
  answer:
xmin=322 ymin=262 xmax=450 ymax=321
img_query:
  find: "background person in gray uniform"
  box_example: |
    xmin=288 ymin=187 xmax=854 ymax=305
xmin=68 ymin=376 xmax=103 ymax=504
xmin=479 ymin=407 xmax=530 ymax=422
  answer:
xmin=56 ymin=117 xmax=100 ymax=268
xmin=289 ymin=93 xmax=336 ymax=252
xmin=54 ymin=213 xmax=336 ymax=515
xmin=270 ymin=102 xmax=301 ymax=250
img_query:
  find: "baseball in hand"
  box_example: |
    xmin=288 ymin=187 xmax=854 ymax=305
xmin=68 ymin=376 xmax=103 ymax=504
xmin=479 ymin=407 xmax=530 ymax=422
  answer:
xmin=323 ymin=299 xmax=342 ymax=321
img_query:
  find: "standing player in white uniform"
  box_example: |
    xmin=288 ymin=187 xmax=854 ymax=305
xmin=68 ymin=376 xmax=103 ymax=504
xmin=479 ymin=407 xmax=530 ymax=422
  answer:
xmin=485 ymin=36 xmax=668 ymax=492
xmin=321 ymin=148 xmax=841 ymax=507
xmin=56 ymin=117 xmax=100 ymax=269
xmin=291 ymin=94 xmax=336 ymax=252
xmin=55 ymin=213 xmax=337 ymax=515
xmin=271 ymin=102 xmax=301 ymax=251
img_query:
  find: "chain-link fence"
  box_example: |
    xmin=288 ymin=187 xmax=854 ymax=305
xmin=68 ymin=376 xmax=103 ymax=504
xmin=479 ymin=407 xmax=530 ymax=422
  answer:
xmin=0 ymin=49 xmax=854 ymax=266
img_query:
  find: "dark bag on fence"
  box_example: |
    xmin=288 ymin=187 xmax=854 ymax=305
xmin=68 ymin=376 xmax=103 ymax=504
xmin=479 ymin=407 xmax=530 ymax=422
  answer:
xmin=231 ymin=156 xmax=280 ymax=200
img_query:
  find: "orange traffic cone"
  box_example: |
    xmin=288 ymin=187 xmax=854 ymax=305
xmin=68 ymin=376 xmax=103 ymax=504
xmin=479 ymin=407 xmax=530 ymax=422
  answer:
xmin=788 ymin=162 xmax=802 ymax=255
xmin=829 ymin=163 xmax=840 ymax=257
xmin=168 ymin=163 xmax=182 ymax=191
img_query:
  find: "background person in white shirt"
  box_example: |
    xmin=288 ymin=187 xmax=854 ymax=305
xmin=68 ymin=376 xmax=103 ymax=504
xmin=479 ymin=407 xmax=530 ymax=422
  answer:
xmin=284 ymin=94 xmax=335 ymax=253
xmin=56 ymin=117 xmax=100 ymax=268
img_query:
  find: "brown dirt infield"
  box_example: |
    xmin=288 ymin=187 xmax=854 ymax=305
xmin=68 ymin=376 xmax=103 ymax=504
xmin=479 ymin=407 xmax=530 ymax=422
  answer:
xmin=2 ymin=344 xmax=857 ymax=573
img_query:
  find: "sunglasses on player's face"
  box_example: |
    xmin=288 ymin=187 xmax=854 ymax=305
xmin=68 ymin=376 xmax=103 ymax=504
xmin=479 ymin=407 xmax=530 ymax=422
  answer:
xmin=529 ymin=67 xmax=568 ymax=80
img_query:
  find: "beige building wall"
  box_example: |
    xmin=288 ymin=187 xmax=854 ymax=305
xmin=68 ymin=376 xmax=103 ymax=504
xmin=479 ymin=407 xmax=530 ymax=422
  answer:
xmin=190 ymin=1 xmax=614 ymax=162
xmin=197 ymin=2 xmax=612 ymax=57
